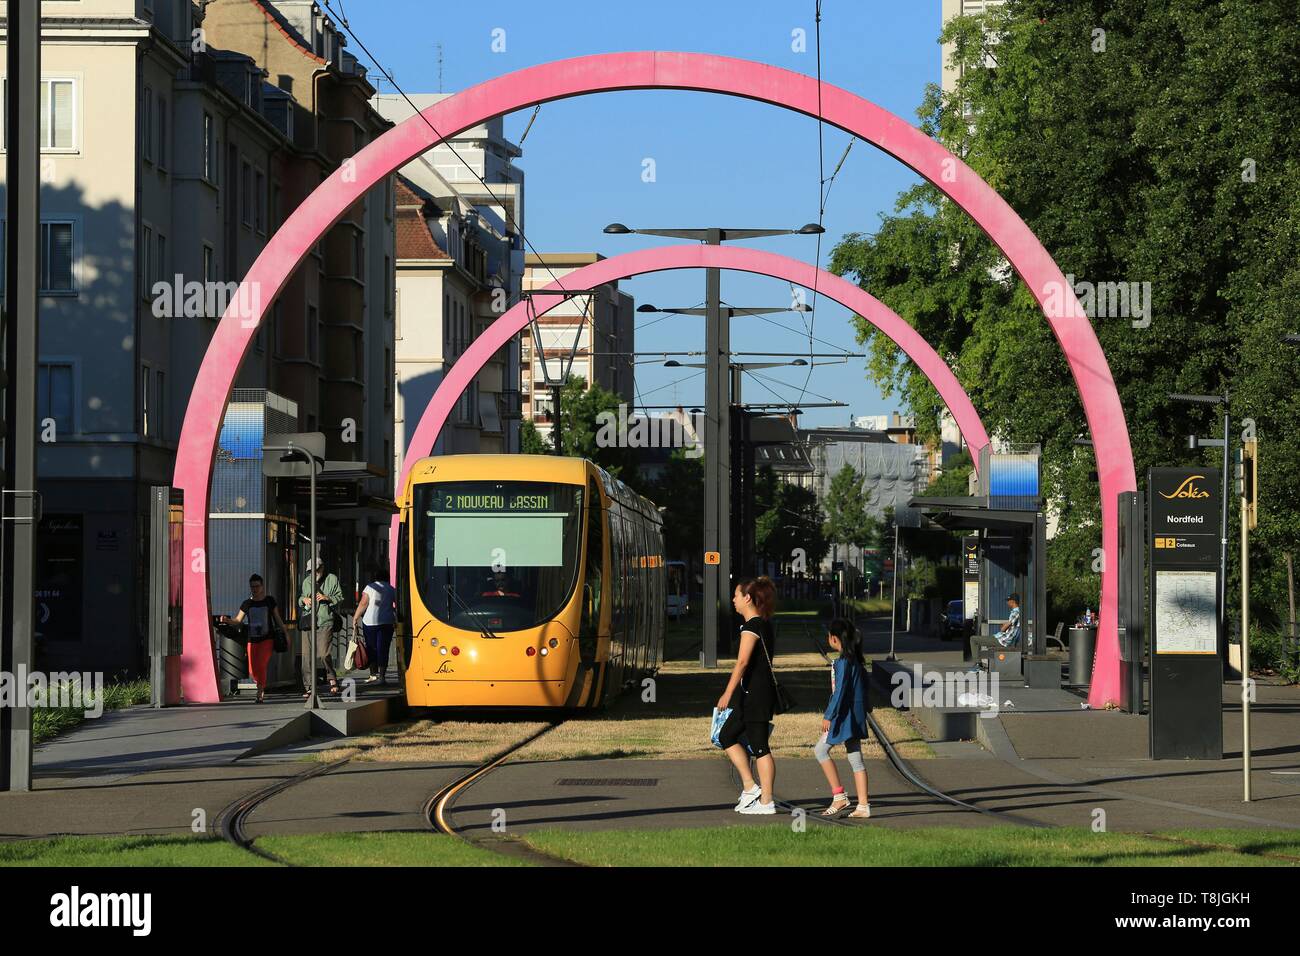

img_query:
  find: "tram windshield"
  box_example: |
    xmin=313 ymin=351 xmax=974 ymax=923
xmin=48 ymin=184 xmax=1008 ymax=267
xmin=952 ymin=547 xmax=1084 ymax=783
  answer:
xmin=413 ymin=480 xmax=584 ymax=633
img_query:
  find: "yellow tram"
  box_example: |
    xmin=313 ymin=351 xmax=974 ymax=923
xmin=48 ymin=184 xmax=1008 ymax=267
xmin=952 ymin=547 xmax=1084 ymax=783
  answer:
xmin=395 ymin=455 xmax=665 ymax=709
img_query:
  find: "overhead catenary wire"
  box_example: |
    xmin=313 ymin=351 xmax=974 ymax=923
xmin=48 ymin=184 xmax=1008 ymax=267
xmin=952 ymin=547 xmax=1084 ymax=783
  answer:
xmin=723 ymin=301 xmax=856 ymax=356
xmin=324 ymin=1 xmax=855 ymax=425
xmin=791 ymin=0 xmax=828 ymax=413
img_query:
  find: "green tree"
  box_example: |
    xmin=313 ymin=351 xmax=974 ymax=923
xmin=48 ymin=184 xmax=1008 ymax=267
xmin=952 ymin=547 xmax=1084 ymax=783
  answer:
xmin=755 ymin=477 xmax=829 ymax=575
xmin=829 ymin=0 xmax=1300 ymax=627
xmin=649 ymin=448 xmax=705 ymax=562
xmin=535 ymin=375 xmax=640 ymax=483
xmin=822 ymin=464 xmax=879 ymax=558
xmin=519 ymin=419 xmax=550 ymax=455
xmin=925 ymin=451 xmax=974 ymax=498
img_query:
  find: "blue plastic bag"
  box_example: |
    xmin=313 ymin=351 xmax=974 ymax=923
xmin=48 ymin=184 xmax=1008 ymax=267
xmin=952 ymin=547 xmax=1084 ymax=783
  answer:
xmin=710 ymin=706 xmax=731 ymax=748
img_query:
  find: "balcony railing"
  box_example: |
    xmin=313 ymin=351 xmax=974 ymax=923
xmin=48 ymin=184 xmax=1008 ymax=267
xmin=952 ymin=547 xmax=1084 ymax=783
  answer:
xmin=498 ymin=388 xmax=522 ymax=421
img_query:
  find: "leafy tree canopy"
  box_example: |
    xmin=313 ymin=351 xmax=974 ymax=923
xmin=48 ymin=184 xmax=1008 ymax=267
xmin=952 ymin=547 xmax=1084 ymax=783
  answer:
xmin=829 ymin=0 xmax=1300 ymax=625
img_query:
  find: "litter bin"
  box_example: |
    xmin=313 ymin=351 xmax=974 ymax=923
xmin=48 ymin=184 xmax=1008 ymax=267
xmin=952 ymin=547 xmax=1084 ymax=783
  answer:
xmin=1068 ymin=625 xmax=1097 ymax=687
xmin=213 ymin=617 xmax=249 ymax=698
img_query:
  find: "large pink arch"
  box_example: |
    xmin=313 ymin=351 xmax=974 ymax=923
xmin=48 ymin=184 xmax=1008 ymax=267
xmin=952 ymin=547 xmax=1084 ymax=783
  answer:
xmin=175 ymin=52 xmax=1134 ymax=707
xmin=395 ymin=244 xmax=990 ymax=513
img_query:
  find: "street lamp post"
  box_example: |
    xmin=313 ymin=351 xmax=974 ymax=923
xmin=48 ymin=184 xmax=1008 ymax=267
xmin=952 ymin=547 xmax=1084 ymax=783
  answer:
xmin=605 ymin=223 xmax=822 ymax=667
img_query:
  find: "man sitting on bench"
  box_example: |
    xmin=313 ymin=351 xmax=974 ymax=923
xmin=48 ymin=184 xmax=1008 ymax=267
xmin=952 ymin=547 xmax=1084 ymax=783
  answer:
xmin=969 ymin=593 xmax=1021 ymax=667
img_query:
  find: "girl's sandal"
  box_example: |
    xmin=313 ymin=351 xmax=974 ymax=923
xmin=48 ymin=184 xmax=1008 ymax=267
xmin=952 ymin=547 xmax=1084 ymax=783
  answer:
xmin=821 ymin=795 xmax=850 ymax=816
xmin=848 ymin=805 xmax=872 ymax=819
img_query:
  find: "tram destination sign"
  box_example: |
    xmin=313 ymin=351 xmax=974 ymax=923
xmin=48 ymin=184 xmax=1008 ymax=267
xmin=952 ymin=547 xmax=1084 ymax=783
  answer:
xmin=1149 ymin=467 xmax=1219 ymax=567
xmin=427 ymin=488 xmax=556 ymax=513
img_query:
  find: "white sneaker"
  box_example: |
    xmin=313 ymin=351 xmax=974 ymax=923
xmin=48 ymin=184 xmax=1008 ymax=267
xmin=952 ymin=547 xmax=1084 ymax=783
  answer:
xmin=738 ymin=800 xmax=777 ymax=815
xmin=364 ymin=675 xmax=380 ymax=684
xmin=734 ymin=785 xmax=761 ymax=811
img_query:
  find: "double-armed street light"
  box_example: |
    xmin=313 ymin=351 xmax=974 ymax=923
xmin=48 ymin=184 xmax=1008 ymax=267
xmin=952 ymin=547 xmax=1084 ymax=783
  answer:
xmin=605 ymin=222 xmax=823 ymax=666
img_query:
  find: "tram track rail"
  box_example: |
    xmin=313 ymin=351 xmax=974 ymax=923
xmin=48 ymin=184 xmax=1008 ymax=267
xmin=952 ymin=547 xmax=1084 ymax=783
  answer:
xmin=422 ymin=720 xmax=582 ymax=866
xmin=789 ymin=619 xmax=1052 ymax=828
xmin=216 ymin=746 xmax=366 ymax=865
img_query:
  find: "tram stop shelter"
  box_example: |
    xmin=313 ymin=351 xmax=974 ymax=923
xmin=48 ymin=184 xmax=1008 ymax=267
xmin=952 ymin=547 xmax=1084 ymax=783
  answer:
xmin=909 ymin=447 xmax=1048 ymax=660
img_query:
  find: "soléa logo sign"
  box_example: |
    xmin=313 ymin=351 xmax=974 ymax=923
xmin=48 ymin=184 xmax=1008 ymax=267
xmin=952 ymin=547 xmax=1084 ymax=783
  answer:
xmin=1149 ymin=467 xmax=1219 ymax=566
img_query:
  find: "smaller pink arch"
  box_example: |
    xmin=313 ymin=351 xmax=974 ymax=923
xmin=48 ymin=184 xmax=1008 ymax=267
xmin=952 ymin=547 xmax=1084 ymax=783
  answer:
xmin=391 ymin=244 xmax=991 ymax=578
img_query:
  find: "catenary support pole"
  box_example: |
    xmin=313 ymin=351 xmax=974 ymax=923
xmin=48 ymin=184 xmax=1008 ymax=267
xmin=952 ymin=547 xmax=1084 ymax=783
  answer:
xmin=1 ymin=0 xmax=41 ymax=792
xmin=702 ymin=229 xmax=722 ymax=668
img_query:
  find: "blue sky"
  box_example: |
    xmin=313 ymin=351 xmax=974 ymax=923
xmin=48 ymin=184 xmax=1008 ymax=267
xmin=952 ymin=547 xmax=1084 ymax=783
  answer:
xmin=336 ymin=0 xmax=944 ymax=427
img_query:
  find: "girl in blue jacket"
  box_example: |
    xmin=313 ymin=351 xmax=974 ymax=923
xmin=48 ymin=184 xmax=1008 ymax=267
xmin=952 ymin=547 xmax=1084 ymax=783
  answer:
xmin=816 ymin=618 xmax=871 ymax=818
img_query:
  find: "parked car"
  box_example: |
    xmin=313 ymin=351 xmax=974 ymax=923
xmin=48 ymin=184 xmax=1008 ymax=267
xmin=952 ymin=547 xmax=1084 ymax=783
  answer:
xmin=943 ymin=599 xmax=969 ymax=641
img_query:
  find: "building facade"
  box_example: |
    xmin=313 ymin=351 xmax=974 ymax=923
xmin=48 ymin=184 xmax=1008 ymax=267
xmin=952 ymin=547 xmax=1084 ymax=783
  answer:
xmin=203 ymin=0 xmax=397 ymax=595
xmin=371 ymin=92 xmax=526 ymax=475
xmin=940 ymin=0 xmax=1007 ymax=97
xmin=0 ymin=0 xmax=396 ymax=675
xmin=520 ymin=252 xmax=634 ymax=445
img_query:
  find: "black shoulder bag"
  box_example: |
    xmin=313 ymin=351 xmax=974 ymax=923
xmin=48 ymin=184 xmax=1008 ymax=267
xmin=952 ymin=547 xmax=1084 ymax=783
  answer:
xmin=755 ymin=626 xmax=795 ymax=715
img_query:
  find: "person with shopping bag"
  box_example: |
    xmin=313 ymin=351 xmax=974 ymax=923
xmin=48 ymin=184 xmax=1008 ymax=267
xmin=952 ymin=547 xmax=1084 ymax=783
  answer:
xmin=300 ymin=560 xmax=344 ymax=697
xmin=352 ymin=565 xmax=398 ymax=685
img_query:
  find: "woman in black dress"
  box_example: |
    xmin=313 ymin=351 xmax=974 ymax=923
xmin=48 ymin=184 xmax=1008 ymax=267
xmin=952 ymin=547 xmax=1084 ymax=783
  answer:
xmin=715 ymin=576 xmax=779 ymax=814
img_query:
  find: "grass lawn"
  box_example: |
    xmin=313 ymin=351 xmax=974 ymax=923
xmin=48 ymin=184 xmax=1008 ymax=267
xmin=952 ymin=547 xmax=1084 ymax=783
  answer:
xmin=847 ymin=597 xmax=892 ymax=615
xmin=0 ymin=834 xmax=267 ymax=867
xmin=256 ymin=831 xmax=527 ymax=867
xmin=512 ymin=652 xmax=931 ymax=762
xmin=32 ymin=679 xmax=152 ymax=745
xmin=315 ymin=717 xmax=551 ymax=764
xmin=9 ymin=826 xmax=1295 ymax=868
xmin=522 ymin=825 xmax=1300 ymax=867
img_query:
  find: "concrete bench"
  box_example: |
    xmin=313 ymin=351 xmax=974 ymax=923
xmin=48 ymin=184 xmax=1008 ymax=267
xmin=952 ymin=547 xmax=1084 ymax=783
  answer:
xmin=983 ymin=645 xmax=1023 ymax=678
xmin=1024 ymin=654 xmax=1062 ymax=689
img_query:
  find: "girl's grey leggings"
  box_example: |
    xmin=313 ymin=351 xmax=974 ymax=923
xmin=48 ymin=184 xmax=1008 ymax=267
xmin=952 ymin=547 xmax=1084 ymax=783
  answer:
xmin=815 ymin=732 xmax=864 ymax=772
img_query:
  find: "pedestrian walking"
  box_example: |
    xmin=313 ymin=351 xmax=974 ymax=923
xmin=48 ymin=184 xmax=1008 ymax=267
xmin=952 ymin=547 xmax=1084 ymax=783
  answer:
xmin=300 ymin=560 xmax=344 ymax=696
xmin=716 ymin=575 xmax=781 ymax=815
xmin=814 ymin=617 xmax=871 ymax=818
xmin=221 ymin=574 xmax=287 ymax=704
xmin=353 ymin=566 xmax=398 ymax=685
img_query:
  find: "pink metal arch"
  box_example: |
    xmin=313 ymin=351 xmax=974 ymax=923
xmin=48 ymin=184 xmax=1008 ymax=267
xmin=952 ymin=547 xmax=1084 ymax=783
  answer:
xmin=175 ymin=52 xmax=1134 ymax=707
xmin=395 ymin=243 xmax=991 ymax=520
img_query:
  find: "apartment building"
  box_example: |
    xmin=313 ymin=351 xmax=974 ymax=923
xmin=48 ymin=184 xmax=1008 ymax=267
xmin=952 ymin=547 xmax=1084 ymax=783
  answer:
xmin=201 ymin=0 xmax=397 ymax=594
xmin=0 ymin=0 xmax=396 ymax=674
xmin=520 ymin=252 xmax=634 ymax=445
xmin=940 ymin=0 xmax=1007 ymax=96
xmin=371 ymin=92 xmax=525 ymax=473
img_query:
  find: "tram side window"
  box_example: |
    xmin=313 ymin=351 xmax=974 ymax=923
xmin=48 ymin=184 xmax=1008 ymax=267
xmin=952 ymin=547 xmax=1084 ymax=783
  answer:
xmin=579 ymin=478 xmax=603 ymax=656
xmin=610 ymin=505 xmax=623 ymax=645
xmin=624 ymin=513 xmax=634 ymax=660
xmin=635 ymin=515 xmax=648 ymax=671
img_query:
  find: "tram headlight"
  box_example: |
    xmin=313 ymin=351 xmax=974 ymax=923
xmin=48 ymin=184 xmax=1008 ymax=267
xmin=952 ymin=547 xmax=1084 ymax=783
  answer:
xmin=548 ymin=638 xmax=558 ymax=648
xmin=540 ymin=647 xmax=549 ymax=656
xmin=439 ymin=646 xmax=448 ymax=656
